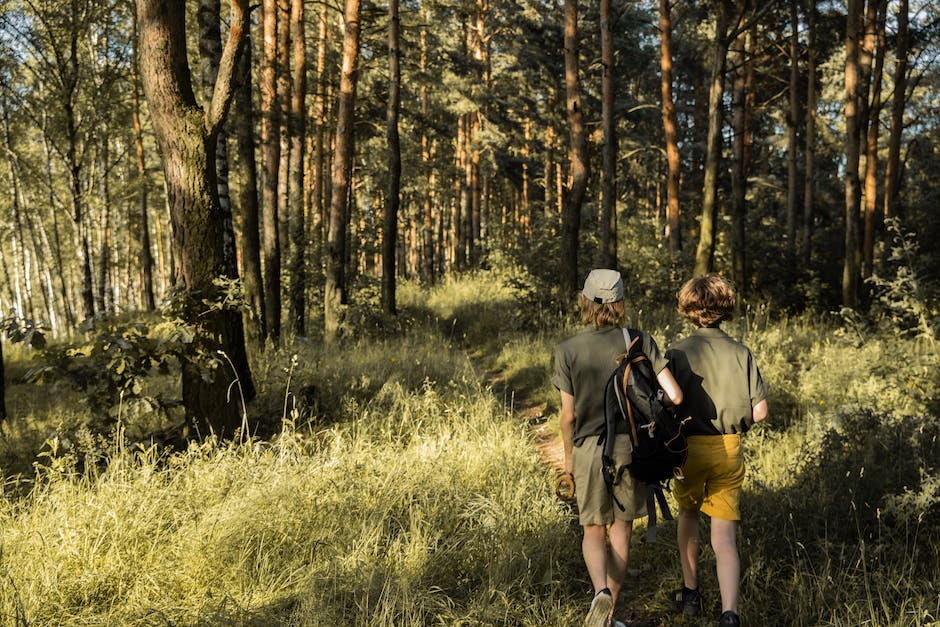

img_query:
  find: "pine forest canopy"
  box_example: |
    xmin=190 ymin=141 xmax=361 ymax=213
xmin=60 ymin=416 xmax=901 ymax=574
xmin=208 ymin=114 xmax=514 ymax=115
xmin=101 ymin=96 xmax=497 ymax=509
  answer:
xmin=0 ymin=0 xmax=937 ymax=420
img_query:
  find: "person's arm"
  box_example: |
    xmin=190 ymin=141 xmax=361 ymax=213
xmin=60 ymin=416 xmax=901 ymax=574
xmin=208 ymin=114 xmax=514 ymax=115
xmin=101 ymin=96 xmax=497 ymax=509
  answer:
xmin=752 ymin=398 xmax=768 ymax=423
xmin=656 ymin=367 xmax=683 ymax=407
xmin=560 ymin=390 xmax=576 ymax=476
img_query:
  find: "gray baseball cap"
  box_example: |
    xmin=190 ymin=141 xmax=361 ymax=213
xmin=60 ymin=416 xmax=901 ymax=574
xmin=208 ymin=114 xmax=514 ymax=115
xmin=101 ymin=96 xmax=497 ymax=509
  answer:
xmin=582 ymin=269 xmax=623 ymax=303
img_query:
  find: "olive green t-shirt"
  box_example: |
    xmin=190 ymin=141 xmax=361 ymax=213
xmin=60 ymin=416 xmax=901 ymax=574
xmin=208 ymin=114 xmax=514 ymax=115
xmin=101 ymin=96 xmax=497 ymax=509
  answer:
xmin=552 ymin=326 xmax=668 ymax=444
xmin=665 ymin=327 xmax=768 ymax=435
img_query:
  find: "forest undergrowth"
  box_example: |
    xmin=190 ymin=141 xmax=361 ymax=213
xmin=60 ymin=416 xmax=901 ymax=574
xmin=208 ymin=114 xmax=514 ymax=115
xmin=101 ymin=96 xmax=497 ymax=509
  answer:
xmin=1 ymin=270 xmax=939 ymax=626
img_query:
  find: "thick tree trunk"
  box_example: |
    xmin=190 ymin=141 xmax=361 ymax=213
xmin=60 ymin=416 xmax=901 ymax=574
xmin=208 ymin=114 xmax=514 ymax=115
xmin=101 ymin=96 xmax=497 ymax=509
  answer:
xmin=382 ymin=0 xmax=401 ymax=315
xmin=137 ymin=0 xmax=255 ymax=436
xmin=324 ymin=0 xmax=361 ymax=342
xmin=560 ymin=0 xmax=589 ymax=300
xmin=693 ymin=0 xmax=731 ymax=277
xmin=277 ymin=0 xmax=292 ymax=267
xmin=843 ymin=0 xmax=861 ymax=307
xmin=287 ymin=0 xmax=307 ymax=335
xmin=420 ymin=22 xmax=435 ymax=283
xmin=260 ymin=0 xmax=282 ymax=345
xmin=132 ymin=3 xmax=156 ymax=311
xmin=232 ymin=35 xmax=266 ymax=344
xmin=882 ymin=0 xmax=907 ymax=220
xmin=600 ymin=0 xmax=616 ymax=268
xmin=802 ymin=0 xmax=817 ymax=265
xmin=660 ymin=0 xmax=682 ymax=252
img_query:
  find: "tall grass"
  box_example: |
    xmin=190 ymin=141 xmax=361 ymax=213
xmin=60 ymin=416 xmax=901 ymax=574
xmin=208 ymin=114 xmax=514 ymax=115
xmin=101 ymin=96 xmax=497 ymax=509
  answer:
xmin=1 ymin=271 xmax=939 ymax=625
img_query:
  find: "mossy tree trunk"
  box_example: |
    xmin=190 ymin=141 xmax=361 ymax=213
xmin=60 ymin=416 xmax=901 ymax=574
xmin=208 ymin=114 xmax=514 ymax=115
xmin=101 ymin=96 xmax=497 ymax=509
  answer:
xmin=137 ymin=0 xmax=255 ymax=437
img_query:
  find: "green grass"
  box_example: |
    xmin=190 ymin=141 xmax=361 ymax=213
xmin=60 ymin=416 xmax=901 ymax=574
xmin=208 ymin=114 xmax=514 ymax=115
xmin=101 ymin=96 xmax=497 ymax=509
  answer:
xmin=1 ymin=271 xmax=939 ymax=625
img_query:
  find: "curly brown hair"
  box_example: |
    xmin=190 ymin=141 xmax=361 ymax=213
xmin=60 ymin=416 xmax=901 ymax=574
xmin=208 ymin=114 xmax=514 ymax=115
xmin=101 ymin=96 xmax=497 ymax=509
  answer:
xmin=677 ymin=275 xmax=735 ymax=327
xmin=579 ymin=292 xmax=625 ymax=328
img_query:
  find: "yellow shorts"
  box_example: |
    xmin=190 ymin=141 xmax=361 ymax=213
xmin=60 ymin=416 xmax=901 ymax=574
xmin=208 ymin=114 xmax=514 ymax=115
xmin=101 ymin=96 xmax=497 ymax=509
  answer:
xmin=672 ymin=434 xmax=744 ymax=521
xmin=572 ymin=434 xmax=648 ymax=526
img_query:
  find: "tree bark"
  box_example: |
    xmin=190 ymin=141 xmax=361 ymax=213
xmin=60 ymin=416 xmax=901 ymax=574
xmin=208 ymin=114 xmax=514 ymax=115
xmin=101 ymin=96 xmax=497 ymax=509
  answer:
xmin=137 ymin=0 xmax=255 ymax=436
xmin=693 ymin=0 xmax=731 ymax=277
xmin=132 ymin=3 xmax=157 ymax=311
xmin=277 ymin=0 xmax=292 ymax=268
xmin=843 ymin=0 xmax=862 ymax=307
xmin=730 ymin=20 xmax=748 ymax=292
xmin=600 ymin=0 xmax=616 ymax=268
xmin=862 ymin=0 xmax=886 ymax=278
xmin=660 ymin=0 xmax=682 ymax=252
xmin=287 ymin=0 xmax=307 ymax=335
xmin=786 ymin=0 xmax=800 ymax=250
xmin=882 ymin=0 xmax=907 ymax=221
xmin=802 ymin=0 xmax=817 ymax=265
xmin=232 ymin=33 xmax=266 ymax=344
xmin=382 ymin=0 xmax=401 ymax=315
xmin=560 ymin=0 xmax=589 ymax=299
xmin=260 ymin=0 xmax=282 ymax=345
xmin=325 ymin=0 xmax=361 ymax=342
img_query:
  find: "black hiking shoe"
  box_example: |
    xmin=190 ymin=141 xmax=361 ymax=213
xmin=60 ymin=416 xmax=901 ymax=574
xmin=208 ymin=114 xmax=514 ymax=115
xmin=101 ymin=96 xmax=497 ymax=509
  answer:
xmin=719 ymin=611 xmax=741 ymax=626
xmin=668 ymin=587 xmax=702 ymax=616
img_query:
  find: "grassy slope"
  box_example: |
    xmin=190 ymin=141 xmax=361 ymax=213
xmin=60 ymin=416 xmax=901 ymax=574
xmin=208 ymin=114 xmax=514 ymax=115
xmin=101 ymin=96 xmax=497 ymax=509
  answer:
xmin=1 ymin=272 xmax=939 ymax=625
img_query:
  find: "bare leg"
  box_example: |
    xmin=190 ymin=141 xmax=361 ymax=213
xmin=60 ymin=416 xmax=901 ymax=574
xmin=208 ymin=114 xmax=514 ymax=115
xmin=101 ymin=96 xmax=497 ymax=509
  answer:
xmin=710 ymin=517 xmax=740 ymax=613
xmin=677 ymin=507 xmax=700 ymax=589
xmin=607 ymin=519 xmax=633 ymax=606
xmin=582 ymin=524 xmax=610 ymax=593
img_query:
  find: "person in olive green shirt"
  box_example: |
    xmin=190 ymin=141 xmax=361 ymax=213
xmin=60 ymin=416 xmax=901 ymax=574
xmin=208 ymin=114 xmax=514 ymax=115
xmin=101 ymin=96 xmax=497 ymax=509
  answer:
xmin=552 ymin=269 xmax=683 ymax=627
xmin=665 ymin=275 xmax=769 ymax=627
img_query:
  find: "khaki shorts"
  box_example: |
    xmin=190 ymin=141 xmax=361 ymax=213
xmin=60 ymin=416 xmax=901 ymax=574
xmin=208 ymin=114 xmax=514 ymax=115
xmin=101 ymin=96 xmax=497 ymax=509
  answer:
xmin=572 ymin=434 xmax=648 ymax=526
xmin=673 ymin=434 xmax=744 ymax=521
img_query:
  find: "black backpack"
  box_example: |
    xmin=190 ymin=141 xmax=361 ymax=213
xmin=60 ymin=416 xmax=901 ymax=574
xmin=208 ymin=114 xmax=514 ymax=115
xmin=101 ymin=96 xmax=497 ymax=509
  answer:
xmin=600 ymin=328 xmax=689 ymax=540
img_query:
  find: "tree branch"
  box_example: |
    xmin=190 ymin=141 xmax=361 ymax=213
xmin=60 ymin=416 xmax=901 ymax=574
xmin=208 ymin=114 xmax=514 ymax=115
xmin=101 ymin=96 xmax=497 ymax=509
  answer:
xmin=205 ymin=0 xmax=249 ymax=136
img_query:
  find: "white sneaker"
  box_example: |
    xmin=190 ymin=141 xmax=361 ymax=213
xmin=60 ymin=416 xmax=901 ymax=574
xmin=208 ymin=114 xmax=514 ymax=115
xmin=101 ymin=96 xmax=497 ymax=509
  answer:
xmin=610 ymin=621 xmax=627 ymax=627
xmin=583 ymin=590 xmax=613 ymax=627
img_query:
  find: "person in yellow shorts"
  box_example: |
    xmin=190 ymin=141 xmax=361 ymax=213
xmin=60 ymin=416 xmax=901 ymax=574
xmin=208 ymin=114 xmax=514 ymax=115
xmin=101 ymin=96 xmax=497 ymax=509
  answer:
xmin=552 ymin=269 xmax=683 ymax=627
xmin=665 ymin=275 xmax=769 ymax=627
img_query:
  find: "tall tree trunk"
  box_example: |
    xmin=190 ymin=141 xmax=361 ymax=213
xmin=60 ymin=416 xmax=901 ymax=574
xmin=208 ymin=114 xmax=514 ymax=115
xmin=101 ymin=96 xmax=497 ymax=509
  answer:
xmin=382 ymin=0 xmax=401 ymax=315
xmin=137 ymin=0 xmax=255 ymax=436
xmin=660 ymin=0 xmax=682 ymax=252
xmin=232 ymin=34 xmax=266 ymax=344
xmin=882 ymin=0 xmax=907 ymax=220
xmin=260 ymin=0 xmax=282 ymax=344
xmin=277 ymin=0 xmax=292 ymax=268
xmin=287 ymin=0 xmax=307 ymax=335
xmin=132 ymin=2 xmax=156 ymax=311
xmin=842 ymin=0 xmax=862 ymax=307
xmin=786 ymin=0 xmax=800 ymax=250
xmin=600 ymin=0 xmax=616 ymax=268
xmin=420 ymin=21 xmax=435 ymax=283
xmin=309 ymin=2 xmax=329 ymax=285
xmin=693 ymin=0 xmax=731 ymax=277
xmin=96 ymin=144 xmax=114 ymax=313
xmin=730 ymin=21 xmax=748 ymax=293
xmin=802 ymin=0 xmax=817 ymax=265
xmin=560 ymin=0 xmax=589 ymax=299
xmin=862 ymin=1 xmax=886 ymax=279
xmin=324 ymin=0 xmax=361 ymax=342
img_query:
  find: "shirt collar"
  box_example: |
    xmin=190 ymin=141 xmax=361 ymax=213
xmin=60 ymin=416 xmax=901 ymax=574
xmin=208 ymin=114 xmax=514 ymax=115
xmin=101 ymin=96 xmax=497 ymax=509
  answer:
xmin=691 ymin=326 xmax=729 ymax=338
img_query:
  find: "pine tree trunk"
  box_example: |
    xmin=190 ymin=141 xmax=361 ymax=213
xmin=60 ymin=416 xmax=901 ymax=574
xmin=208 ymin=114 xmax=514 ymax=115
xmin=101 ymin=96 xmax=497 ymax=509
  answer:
xmin=137 ymin=0 xmax=255 ymax=436
xmin=260 ymin=0 xmax=282 ymax=344
xmin=882 ymin=0 xmax=907 ymax=221
xmin=862 ymin=1 xmax=885 ymax=279
xmin=660 ymin=0 xmax=682 ymax=251
xmin=843 ymin=0 xmax=861 ymax=307
xmin=325 ymin=0 xmax=361 ymax=342
xmin=382 ymin=0 xmax=401 ymax=315
xmin=561 ymin=0 xmax=589 ymax=299
xmin=132 ymin=3 xmax=156 ymax=311
xmin=802 ymin=0 xmax=817 ymax=265
xmin=288 ymin=0 xmax=307 ymax=335
xmin=730 ymin=22 xmax=748 ymax=293
xmin=600 ymin=0 xmax=616 ymax=268
xmin=693 ymin=0 xmax=731 ymax=278
xmin=277 ymin=0 xmax=292 ymax=267
xmin=786 ymin=0 xmax=800 ymax=250
xmin=232 ymin=34 xmax=266 ymax=344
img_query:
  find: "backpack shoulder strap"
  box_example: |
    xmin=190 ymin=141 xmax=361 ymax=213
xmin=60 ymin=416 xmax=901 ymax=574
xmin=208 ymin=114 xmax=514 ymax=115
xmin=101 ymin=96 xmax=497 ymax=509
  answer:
xmin=624 ymin=327 xmax=643 ymax=356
